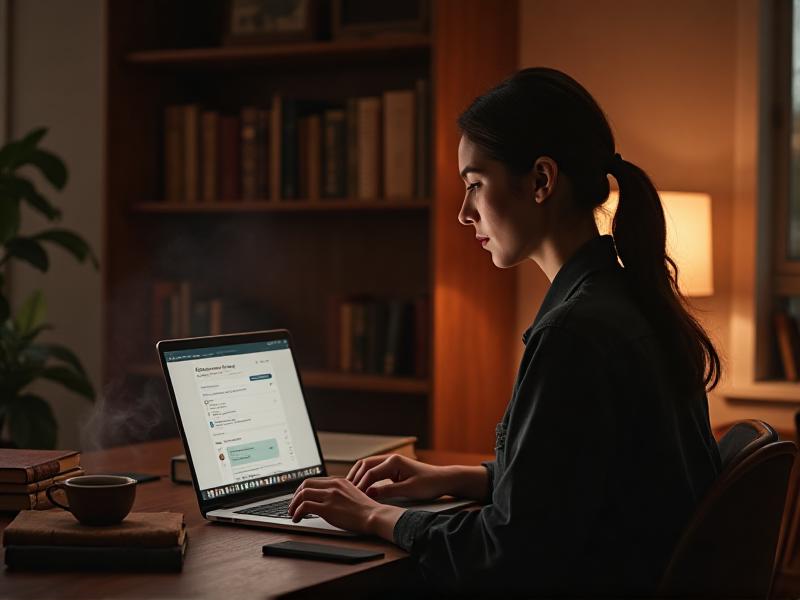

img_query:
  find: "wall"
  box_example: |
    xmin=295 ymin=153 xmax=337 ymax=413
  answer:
xmin=8 ymin=0 xmax=104 ymax=448
xmin=517 ymin=0 xmax=796 ymax=432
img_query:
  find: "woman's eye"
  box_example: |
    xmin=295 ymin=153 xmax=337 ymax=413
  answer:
xmin=466 ymin=182 xmax=480 ymax=192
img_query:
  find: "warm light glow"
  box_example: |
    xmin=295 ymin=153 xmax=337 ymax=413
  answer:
xmin=595 ymin=191 xmax=714 ymax=297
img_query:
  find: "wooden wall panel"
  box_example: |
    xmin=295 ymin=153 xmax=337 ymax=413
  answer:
xmin=431 ymin=0 xmax=520 ymax=452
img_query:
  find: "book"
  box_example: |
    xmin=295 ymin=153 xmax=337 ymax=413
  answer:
xmin=171 ymin=432 xmax=417 ymax=482
xmin=0 ymin=489 xmax=53 ymax=511
xmin=383 ymin=90 xmax=415 ymax=199
xmin=219 ymin=114 xmax=241 ymax=201
xmin=281 ymin=98 xmax=299 ymax=199
xmin=3 ymin=510 xmax=187 ymax=572
xmin=345 ymin=97 xmax=359 ymax=198
xmin=240 ymin=106 xmax=259 ymax=201
xmin=183 ymin=104 xmax=200 ymax=203
xmin=357 ymin=97 xmax=382 ymax=199
xmin=316 ymin=432 xmax=417 ymax=477
xmin=775 ymin=310 xmax=800 ymax=381
xmin=3 ymin=510 xmax=185 ymax=547
xmin=307 ymin=113 xmax=322 ymax=200
xmin=0 ymin=467 xmax=84 ymax=494
xmin=256 ymin=108 xmax=270 ymax=200
xmin=322 ymin=109 xmax=347 ymax=198
xmin=4 ymin=541 xmax=188 ymax=572
xmin=270 ymin=94 xmax=283 ymax=201
xmin=171 ymin=454 xmax=192 ymax=484
xmin=0 ymin=449 xmax=80 ymax=484
xmin=200 ymin=110 xmax=219 ymax=202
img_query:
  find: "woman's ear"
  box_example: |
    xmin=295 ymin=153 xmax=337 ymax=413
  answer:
xmin=532 ymin=156 xmax=558 ymax=205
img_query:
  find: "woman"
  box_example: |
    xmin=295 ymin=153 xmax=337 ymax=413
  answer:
xmin=288 ymin=67 xmax=722 ymax=596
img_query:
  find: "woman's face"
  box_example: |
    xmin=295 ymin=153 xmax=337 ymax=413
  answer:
xmin=457 ymin=135 xmax=550 ymax=269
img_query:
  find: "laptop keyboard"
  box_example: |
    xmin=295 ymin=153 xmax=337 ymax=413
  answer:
xmin=234 ymin=497 xmax=317 ymax=520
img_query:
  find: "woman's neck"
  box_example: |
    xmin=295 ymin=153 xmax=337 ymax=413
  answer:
xmin=530 ymin=219 xmax=600 ymax=282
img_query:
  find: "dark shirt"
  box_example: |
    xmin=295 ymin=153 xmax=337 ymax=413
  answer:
xmin=393 ymin=235 xmax=721 ymax=596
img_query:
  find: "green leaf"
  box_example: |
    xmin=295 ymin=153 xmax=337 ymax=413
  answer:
xmin=7 ymin=394 xmax=57 ymax=449
xmin=0 ymin=197 xmax=20 ymax=243
xmin=0 ymin=177 xmax=62 ymax=221
xmin=34 ymin=229 xmax=97 ymax=268
xmin=5 ymin=237 xmax=49 ymax=272
xmin=38 ymin=343 xmax=87 ymax=377
xmin=41 ymin=366 xmax=95 ymax=400
xmin=14 ymin=290 xmax=46 ymax=335
xmin=21 ymin=149 xmax=68 ymax=190
xmin=0 ymin=128 xmax=48 ymax=172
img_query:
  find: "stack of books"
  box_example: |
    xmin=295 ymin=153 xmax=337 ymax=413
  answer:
xmin=0 ymin=449 xmax=83 ymax=511
xmin=162 ymin=80 xmax=430 ymax=204
xmin=3 ymin=511 xmax=187 ymax=572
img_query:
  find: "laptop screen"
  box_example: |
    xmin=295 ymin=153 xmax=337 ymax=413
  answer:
xmin=163 ymin=338 xmax=323 ymax=502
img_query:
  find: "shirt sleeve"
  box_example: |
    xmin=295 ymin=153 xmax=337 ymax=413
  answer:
xmin=392 ymin=325 xmax=615 ymax=593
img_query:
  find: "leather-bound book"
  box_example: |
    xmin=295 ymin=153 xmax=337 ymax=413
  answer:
xmin=0 ymin=449 xmax=80 ymax=484
xmin=3 ymin=511 xmax=187 ymax=572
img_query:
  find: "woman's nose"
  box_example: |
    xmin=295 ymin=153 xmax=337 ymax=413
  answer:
xmin=458 ymin=196 xmax=478 ymax=226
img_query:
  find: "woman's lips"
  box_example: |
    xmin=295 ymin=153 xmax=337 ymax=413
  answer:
xmin=476 ymin=236 xmax=489 ymax=247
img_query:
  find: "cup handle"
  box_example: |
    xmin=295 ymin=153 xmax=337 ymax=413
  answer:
xmin=46 ymin=483 xmax=70 ymax=511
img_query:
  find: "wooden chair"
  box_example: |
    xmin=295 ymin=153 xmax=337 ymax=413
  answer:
xmin=657 ymin=423 xmax=796 ymax=599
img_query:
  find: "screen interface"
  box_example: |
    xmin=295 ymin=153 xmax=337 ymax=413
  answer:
xmin=165 ymin=339 xmax=322 ymax=501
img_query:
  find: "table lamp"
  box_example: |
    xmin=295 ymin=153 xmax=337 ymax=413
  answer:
xmin=595 ymin=191 xmax=714 ymax=297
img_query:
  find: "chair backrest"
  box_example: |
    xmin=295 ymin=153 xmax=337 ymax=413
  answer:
xmin=718 ymin=419 xmax=778 ymax=471
xmin=658 ymin=438 xmax=797 ymax=598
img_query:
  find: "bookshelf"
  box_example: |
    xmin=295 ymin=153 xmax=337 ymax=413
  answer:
xmin=104 ymin=0 xmax=519 ymax=452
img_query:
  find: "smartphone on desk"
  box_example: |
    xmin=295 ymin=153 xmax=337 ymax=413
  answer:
xmin=262 ymin=541 xmax=384 ymax=564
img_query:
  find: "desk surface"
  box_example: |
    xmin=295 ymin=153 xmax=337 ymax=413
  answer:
xmin=0 ymin=438 xmax=491 ymax=599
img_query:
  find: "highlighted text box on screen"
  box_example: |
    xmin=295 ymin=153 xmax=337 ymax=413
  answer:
xmin=227 ymin=439 xmax=280 ymax=466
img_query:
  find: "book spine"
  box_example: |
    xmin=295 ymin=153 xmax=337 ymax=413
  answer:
xmin=209 ymin=299 xmax=223 ymax=336
xmin=183 ymin=104 xmax=200 ymax=203
xmin=256 ymin=108 xmax=270 ymax=200
xmin=307 ymin=114 xmax=322 ymax=201
xmin=383 ymin=90 xmax=415 ymax=199
xmin=281 ymin=99 xmax=299 ymax=200
xmin=201 ymin=110 xmax=219 ymax=203
xmin=240 ymin=107 xmax=258 ymax=201
xmin=163 ymin=106 xmax=183 ymax=203
xmin=219 ymin=115 xmax=240 ymax=201
xmin=346 ymin=97 xmax=359 ymax=198
xmin=357 ymin=97 xmax=381 ymax=200
xmin=270 ymin=94 xmax=282 ymax=201
xmin=297 ymin=116 xmax=310 ymax=200
xmin=28 ymin=460 xmax=61 ymax=483
xmin=322 ymin=109 xmax=346 ymax=198
xmin=4 ymin=545 xmax=184 ymax=572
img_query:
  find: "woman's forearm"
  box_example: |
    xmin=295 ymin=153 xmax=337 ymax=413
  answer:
xmin=440 ymin=465 xmax=491 ymax=503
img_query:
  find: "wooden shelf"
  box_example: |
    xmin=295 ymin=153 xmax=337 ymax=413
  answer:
xmin=131 ymin=199 xmax=430 ymax=214
xmin=720 ymin=381 xmax=800 ymax=404
xmin=127 ymin=363 xmax=429 ymax=395
xmin=125 ymin=36 xmax=430 ymax=69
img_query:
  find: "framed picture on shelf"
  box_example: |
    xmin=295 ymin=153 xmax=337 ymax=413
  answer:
xmin=332 ymin=0 xmax=428 ymax=40
xmin=224 ymin=0 xmax=319 ymax=45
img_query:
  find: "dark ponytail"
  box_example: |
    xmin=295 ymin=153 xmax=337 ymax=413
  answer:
xmin=458 ymin=67 xmax=721 ymax=392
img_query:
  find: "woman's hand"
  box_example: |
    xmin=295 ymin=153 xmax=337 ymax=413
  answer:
xmin=347 ymin=454 xmax=450 ymax=501
xmin=287 ymin=476 xmax=405 ymax=539
xmin=349 ymin=455 xmax=492 ymax=503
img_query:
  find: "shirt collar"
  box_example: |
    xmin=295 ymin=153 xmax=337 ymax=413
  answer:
xmin=522 ymin=235 xmax=618 ymax=344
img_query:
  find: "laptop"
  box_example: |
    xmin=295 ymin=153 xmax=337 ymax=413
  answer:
xmin=157 ymin=329 xmax=472 ymax=536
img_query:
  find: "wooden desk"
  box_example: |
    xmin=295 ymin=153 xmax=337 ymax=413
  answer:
xmin=0 ymin=439 xmax=491 ymax=599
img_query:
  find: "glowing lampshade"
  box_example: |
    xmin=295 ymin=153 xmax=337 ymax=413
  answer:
xmin=595 ymin=191 xmax=714 ymax=297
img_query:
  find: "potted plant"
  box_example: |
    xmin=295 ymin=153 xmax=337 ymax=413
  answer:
xmin=0 ymin=128 xmax=97 ymax=449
